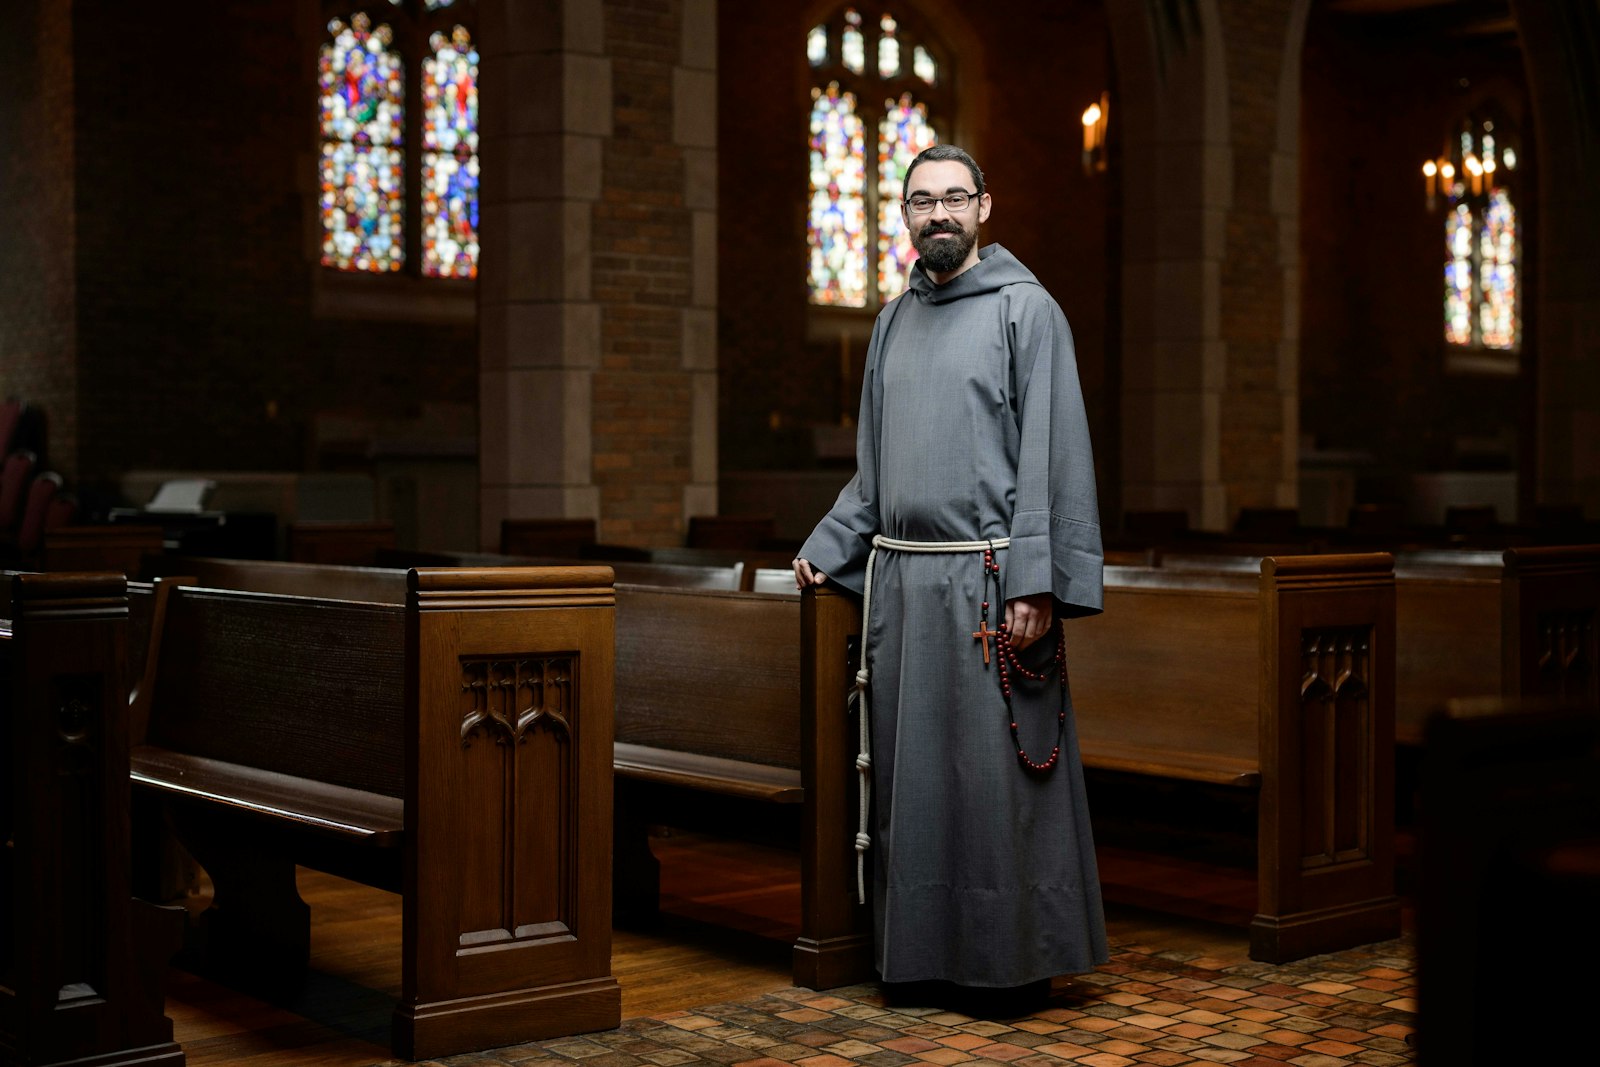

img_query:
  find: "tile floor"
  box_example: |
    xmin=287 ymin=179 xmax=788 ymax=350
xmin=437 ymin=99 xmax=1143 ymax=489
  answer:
xmin=389 ymin=935 xmax=1416 ymax=1067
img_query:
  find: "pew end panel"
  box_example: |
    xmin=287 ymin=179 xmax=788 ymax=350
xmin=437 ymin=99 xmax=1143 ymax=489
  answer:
xmin=398 ymin=566 xmax=621 ymax=1059
xmin=1501 ymin=544 xmax=1600 ymax=712
xmin=1252 ymin=553 xmax=1400 ymax=964
xmin=795 ymin=585 xmax=874 ymax=990
xmin=1 ymin=572 xmax=185 ymax=1067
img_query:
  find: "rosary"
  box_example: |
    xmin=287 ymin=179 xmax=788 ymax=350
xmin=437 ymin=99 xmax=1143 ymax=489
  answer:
xmin=972 ymin=543 xmax=1068 ymax=773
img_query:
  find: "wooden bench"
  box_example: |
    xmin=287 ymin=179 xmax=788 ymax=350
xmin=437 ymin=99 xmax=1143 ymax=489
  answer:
xmin=1416 ymin=696 xmax=1600 ymax=1063
xmin=607 ymin=583 xmax=870 ymax=990
xmin=285 ymin=519 xmax=397 ymax=565
xmin=1159 ymin=543 xmax=1600 ymax=745
xmin=1037 ymin=554 xmax=1401 ymax=962
xmin=129 ymin=566 xmax=621 ymax=1060
xmin=375 ymin=547 xmax=749 ymax=591
xmin=1 ymin=571 xmax=185 ymax=1067
xmin=40 ymin=523 xmax=166 ymax=575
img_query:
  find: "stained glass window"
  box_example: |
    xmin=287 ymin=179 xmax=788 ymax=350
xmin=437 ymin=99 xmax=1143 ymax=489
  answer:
xmin=1437 ymin=113 xmax=1520 ymax=354
xmin=1478 ymin=189 xmax=1516 ymax=350
xmin=806 ymin=8 xmax=951 ymax=307
xmin=807 ymin=25 xmax=828 ymax=66
xmin=320 ymin=2 xmax=479 ymax=283
xmin=877 ymin=15 xmax=900 ymax=78
xmin=1444 ymin=205 xmax=1473 ymax=347
xmin=421 ymin=25 xmax=480 ymax=278
xmin=842 ymin=10 xmax=865 ymax=74
xmin=320 ymin=13 xmax=406 ymax=272
xmin=808 ymin=84 xmax=868 ymax=307
xmin=878 ymin=94 xmax=936 ymax=301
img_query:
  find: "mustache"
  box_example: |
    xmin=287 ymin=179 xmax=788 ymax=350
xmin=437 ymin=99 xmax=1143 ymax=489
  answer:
xmin=920 ymin=222 xmax=963 ymax=235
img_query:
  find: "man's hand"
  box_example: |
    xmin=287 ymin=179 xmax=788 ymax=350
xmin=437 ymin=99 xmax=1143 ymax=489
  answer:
xmin=1005 ymin=592 xmax=1054 ymax=650
xmin=793 ymin=557 xmax=828 ymax=589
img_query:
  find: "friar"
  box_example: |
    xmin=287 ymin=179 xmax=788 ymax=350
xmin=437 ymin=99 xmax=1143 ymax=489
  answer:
xmin=793 ymin=143 xmax=1107 ymax=1012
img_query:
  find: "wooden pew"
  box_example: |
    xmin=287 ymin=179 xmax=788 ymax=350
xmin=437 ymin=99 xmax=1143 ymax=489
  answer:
xmin=608 ymin=583 xmax=870 ymax=991
xmin=375 ymin=547 xmax=748 ymax=591
xmin=40 ymin=523 xmax=166 ymax=575
xmin=1055 ymin=554 xmax=1401 ymax=963
xmin=1161 ymin=544 xmax=1600 ymax=744
xmin=285 ymin=519 xmax=397 ymax=565
xmin=1416 ymin=696 xmax=1600 ymax=1064
xmin=128 ymin=566 xmax=620 ymax=1060
xmin=1 ymin=571 xmax=185 ymax=1067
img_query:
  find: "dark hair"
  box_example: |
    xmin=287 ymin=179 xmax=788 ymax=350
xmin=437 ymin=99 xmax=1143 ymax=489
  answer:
xmin=902 ymin=144 xmax=986 ymax=200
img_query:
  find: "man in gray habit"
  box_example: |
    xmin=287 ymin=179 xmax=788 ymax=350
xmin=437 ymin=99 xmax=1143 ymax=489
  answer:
xmin=793 ymin=144 xmax=1107 ymax=1006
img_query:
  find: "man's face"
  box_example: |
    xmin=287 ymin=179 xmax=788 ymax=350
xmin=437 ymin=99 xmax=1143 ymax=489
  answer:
xmin=904 ymin=159 xmax=990 ymax=275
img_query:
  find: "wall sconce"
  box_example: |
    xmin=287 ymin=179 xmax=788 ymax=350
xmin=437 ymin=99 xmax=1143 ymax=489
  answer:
xmin=1421 ymin=155 xmax=1455 ymax=211
xmin=1081 ymin=91 xmax=1109 ymax=176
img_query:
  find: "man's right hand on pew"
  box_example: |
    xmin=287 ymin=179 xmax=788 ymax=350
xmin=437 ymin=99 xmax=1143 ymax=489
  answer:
xmin=793 ymin=558 xmax=828 ymax=589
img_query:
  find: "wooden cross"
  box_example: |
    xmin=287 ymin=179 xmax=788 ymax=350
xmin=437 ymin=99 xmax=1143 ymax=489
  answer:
xmin=972 ymin=619 xmax=996 ymax=665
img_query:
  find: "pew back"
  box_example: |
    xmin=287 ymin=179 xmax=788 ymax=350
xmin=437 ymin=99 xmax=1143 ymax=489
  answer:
xmin=145 ymin=586 xmax=407 ymax=801
xmin=613 ymin=584 xmax=803 ymax=799
xmin=1072 ymin=567 xmax=1261 ymax=784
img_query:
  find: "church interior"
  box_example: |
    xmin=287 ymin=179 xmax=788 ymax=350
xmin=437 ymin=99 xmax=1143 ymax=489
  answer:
xmin=3 ymin=0 xmax=1600 ymax=1065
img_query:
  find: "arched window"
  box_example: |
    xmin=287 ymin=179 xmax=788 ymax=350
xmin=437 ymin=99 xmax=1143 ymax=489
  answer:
xmin=319 ymin=0 xmax=479 ymax=280
xmin=806 ymin=8 xmax=951 ymax=308
xmin=1433 ymin=110 xmax=1520 ymax=360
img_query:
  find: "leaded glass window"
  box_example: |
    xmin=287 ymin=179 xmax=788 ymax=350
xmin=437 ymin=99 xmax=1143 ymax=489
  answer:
xmin=421 ymin=25 xmax=480 ymax=278
xmin=320 ymin=14 xmax=406 ymax=272
xmin=1435 ymin=112 xmax=1520 ymax=355
xmin=806 ymin=7 xmax=952 ymax=307
xmin=320 ymin=1 xmax=478 ymax=281
xmin=808 ymin=84 xmax=869 ymax=306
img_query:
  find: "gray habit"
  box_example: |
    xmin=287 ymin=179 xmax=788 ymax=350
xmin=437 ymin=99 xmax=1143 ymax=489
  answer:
xmin=798 ymin=244 xmax=1108 ymax=987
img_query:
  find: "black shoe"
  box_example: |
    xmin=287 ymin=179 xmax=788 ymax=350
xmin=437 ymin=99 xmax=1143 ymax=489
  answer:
xmin=880 ymin=979 xmax=949 ymax=1008
xmin=946 ymin=978 xmax=1052 ymax=1019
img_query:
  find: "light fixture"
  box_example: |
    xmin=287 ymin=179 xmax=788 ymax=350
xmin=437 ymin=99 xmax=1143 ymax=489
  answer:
xmin=1081 ymin=91 xmax=1108 ymax=176
xmin=1421 ymin=115 xmax=1515 ymax=212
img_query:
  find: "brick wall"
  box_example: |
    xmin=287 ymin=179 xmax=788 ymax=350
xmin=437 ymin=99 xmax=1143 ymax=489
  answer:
xmin=0 ymin=0 xmax=78 ymax=477
xmin=1216 ymin=0 xmax=1293 ymax=520
xmin=593 ymin=0 xmax=694 ymax=545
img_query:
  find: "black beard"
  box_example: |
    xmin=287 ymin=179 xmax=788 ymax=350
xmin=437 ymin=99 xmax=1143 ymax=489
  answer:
xmin=914 ymin=222 xmax=975 ymax=274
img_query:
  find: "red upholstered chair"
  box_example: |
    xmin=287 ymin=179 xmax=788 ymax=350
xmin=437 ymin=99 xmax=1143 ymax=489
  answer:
xmin=0 ymin=450 xmax=37 ymax=533
xmin=0 ymin=399 xmax=21 ymax=456
xmin=15 ymin=470 xmax=63 ymax=555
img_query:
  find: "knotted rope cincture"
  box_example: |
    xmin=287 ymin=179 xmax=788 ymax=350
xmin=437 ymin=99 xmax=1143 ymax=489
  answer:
xmin=849 ymin=534 xmax=1010 ymax=904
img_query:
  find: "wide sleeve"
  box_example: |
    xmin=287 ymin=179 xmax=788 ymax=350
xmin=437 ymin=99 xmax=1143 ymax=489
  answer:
xmin=1003 ymin=287 xmax=1104 ymax=618
xmin=796 ymin=316 xmax=889 ymax=596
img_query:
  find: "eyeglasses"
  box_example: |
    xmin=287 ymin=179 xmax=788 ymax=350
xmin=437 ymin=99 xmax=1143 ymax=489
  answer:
xmin=903 ymin=190 xmax=980 ymax=214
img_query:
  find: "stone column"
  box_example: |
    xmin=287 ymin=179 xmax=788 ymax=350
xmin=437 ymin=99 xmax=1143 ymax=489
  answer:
xmin=476 ymin=0 xmax=611 ymax=551
xmin=1511 ymin=1 xmax=1600 ymax=515
xmin=1107 ymin=0 xmax=1307 ymax=532
xmin=678 ymin=0 xmax=719 ymax=524
xmin=1108 ymin=0 xmax=1232 ymax=530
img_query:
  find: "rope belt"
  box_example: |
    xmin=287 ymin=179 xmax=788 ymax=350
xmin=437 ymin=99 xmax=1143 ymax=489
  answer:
xmin=850 ymin=534 xmax=1009 ymax=903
